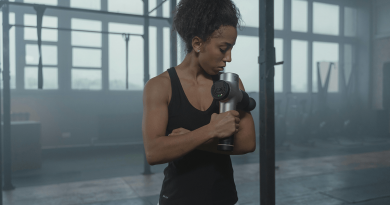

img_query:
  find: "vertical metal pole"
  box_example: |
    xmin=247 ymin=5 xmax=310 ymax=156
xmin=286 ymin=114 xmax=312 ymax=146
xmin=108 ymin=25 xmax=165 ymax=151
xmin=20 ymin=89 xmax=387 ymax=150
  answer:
xmin=2 ymin=0 xmax=15 ymax=191
xmin=283 ymin=0 xmax=291 ymax=93
xmin=33 ymin=5 xmax=46 ymax=89
xmin=156 ymin=0 xmax=163 ymax=75
xmin=0 ymin=76 xmax=2 ymax=205
xmin=101 ymin=0 xmax=109 ymax=91
xmin=0 ymin=7 xmax=3 ymax=204
xmin=259 ymin=0 xmax=275 ymax=204
xmin=0 ymin=64 xmax=2 ymax=205
xmin=143 ymin=0 xmax=152 ymax=175
xmin=123 ymin=34 xmax=130 ymax=90
xmin=339 ymin=6 xmax=345 ymax=94
xmin=308 ymin=0 xmax=313 ymax=94
xmin=0 ymin=4 xmax=4 ymax=204
xmin=126 ymin=37 xmax=128 ymax=89
xmin=170 ymin=0 xmax=177 ymax=67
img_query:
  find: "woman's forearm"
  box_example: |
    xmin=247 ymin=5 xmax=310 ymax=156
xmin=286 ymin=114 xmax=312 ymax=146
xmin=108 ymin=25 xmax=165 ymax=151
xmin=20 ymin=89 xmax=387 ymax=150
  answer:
xmin=146 ymin=124 xmax=215 ymax=165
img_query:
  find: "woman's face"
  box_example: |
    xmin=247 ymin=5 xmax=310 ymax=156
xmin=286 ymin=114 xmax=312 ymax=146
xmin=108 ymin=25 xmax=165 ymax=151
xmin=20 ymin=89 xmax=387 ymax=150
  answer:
xmin=195 ymin=26 xmax=237 ymax=75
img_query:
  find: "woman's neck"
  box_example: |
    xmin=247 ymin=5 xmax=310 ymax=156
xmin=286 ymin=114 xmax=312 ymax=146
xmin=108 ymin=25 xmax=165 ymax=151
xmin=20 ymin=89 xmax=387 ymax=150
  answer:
xmin=176 ymin=52 xmax=212 ymax=83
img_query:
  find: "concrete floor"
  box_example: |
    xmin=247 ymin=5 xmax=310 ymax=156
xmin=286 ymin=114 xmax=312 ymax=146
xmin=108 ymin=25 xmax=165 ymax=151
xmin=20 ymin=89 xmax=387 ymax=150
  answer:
xmin=3 ymin=136 xmax=390 ymax=205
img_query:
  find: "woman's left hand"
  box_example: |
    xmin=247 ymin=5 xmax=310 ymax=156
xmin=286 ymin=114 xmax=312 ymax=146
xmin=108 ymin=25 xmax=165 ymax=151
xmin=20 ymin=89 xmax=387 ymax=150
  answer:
xmin=168 ymin=127 xmax=191 ymax=136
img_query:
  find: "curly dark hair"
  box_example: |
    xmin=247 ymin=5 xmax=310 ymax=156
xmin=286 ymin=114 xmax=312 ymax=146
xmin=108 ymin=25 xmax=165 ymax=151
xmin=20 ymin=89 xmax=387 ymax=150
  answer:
xmin=172 ymin=0 xmax=242 ymax=54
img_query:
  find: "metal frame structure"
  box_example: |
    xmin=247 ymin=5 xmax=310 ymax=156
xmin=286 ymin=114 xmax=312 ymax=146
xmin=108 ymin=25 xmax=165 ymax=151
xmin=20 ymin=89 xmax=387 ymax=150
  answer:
xmin=1 ymin=3 xmax=13 ymax=205
xmin=259 ymin=0 xmax=276 ymax=204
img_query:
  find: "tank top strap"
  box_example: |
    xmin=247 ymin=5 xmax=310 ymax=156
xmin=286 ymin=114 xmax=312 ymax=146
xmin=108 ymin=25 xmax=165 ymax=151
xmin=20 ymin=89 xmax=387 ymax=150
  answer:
xmin=167 ymin=67 xmax=185 ymax=116
xmin=167 ymin=67 xmax=181 ymax=92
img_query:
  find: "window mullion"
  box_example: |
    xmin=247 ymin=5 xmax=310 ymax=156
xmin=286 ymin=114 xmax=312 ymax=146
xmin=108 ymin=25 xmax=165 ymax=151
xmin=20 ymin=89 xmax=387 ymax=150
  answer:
xmin=283 ymin=0 xmax=292 ymax=93
xmin=308 ymin=0 xmax=313 ymax=94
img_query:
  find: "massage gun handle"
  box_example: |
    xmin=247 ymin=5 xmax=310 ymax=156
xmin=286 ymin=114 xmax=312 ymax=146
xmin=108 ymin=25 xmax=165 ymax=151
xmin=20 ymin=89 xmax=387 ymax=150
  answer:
xmin=217 ymin=135 xmax=235 ymax=151
xmin=217 ymin=101 xmax=236 ymax=151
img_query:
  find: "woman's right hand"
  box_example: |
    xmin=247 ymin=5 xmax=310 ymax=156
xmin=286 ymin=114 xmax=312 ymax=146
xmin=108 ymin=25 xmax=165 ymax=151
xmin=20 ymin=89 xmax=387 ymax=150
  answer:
xmin=209 ymin=110 xmax=240 ymax=139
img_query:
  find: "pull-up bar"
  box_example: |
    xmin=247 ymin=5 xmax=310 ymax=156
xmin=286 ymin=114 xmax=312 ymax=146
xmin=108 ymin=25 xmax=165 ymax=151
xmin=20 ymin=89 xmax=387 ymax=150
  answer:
xmin=11 ymin=24 xmax=144 ymax=37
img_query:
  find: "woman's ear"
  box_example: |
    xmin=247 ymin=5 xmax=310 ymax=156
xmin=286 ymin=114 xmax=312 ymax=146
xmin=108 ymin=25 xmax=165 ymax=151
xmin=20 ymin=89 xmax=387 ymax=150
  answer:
xmin=192 ymin=36 xmax=203 ymax=52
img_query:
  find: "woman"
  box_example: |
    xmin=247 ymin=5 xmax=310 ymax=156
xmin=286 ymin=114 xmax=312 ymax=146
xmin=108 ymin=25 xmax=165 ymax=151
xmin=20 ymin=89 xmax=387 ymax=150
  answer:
xmin=142 ymin=0 xmax=256 ymax=204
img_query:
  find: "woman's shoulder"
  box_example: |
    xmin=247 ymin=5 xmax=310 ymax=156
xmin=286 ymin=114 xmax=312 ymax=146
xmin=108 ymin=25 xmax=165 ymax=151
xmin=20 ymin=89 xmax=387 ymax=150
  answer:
xmin=146 ymin=70 xmax=171 ymax=88
xmin=143 ymin=70 xmax=172 ymax=104
xmin=155 ymin=70 xmax=172 ymax=89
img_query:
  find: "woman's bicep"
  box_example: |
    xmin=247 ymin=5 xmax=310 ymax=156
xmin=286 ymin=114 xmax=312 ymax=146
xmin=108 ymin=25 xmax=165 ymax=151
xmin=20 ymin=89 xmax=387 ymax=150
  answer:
xmin=142 ymin=78 xmax=169 ymax=161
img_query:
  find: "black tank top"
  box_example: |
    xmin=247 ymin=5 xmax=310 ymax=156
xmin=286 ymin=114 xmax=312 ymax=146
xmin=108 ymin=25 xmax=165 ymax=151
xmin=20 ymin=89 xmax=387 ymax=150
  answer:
xmin=158 ymin=67 xmax=238 ymax=205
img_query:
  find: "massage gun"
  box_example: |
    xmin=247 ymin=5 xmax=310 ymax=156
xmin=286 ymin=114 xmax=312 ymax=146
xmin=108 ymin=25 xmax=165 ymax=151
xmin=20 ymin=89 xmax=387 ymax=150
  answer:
xmin=211 ymin=72 xmax=256 ymax=151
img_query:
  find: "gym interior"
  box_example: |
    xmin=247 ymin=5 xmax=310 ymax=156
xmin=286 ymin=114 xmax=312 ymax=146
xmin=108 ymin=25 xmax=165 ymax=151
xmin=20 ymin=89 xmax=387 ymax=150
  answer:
xmin=1 ymin=0 xmax=390 ymax=204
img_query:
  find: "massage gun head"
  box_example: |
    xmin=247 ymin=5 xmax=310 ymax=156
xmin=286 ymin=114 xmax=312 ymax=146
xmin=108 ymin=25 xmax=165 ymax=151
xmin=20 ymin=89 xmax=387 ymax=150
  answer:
xmin=211 ymin=72 xmax=257 ymax=112
xmin=211 ymin=80 xmax=230 ymax=101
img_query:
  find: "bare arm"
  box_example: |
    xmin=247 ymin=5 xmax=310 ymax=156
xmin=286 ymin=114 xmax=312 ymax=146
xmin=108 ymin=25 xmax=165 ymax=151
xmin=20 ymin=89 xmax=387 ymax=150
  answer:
xmin=142 ymin=76 xmax=216 ymax=165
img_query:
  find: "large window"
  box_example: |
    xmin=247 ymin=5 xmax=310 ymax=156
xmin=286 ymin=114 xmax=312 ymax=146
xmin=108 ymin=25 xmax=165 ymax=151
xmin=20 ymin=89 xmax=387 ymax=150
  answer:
xmin=108 ymin=23 xmax=145 ymax=90
xmin=71 ymin=18 xmax=102 ymax=90
xmin=290 ymin=1 xmax=357 ymax=93
xmin=14 ymin=0 xmax=357 ymax=93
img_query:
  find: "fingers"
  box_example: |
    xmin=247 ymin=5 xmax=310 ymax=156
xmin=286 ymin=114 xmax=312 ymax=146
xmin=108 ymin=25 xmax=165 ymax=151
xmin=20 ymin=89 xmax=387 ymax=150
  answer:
xmin=234 ymin=118 xmax=240 ymax=134
xmin=234 ymin=125 xmax=239 ymax=133
xmin=169 ymin=128 xmax=181 ymax=136
xmin=172 ymin=128 xmax=184 ymax=133
xmin=172 ymin=129 xmax=180 ymax=133
xmin=170 ymin=128 xmax=190 ymax=136
xmin=229 ymin=110 xmax=240 ymax=117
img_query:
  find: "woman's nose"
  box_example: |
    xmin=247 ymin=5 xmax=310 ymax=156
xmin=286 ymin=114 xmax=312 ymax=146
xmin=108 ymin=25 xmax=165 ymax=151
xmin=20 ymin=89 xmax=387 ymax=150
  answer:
xmin=223 ymin=52 xmax=232 ymax=62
